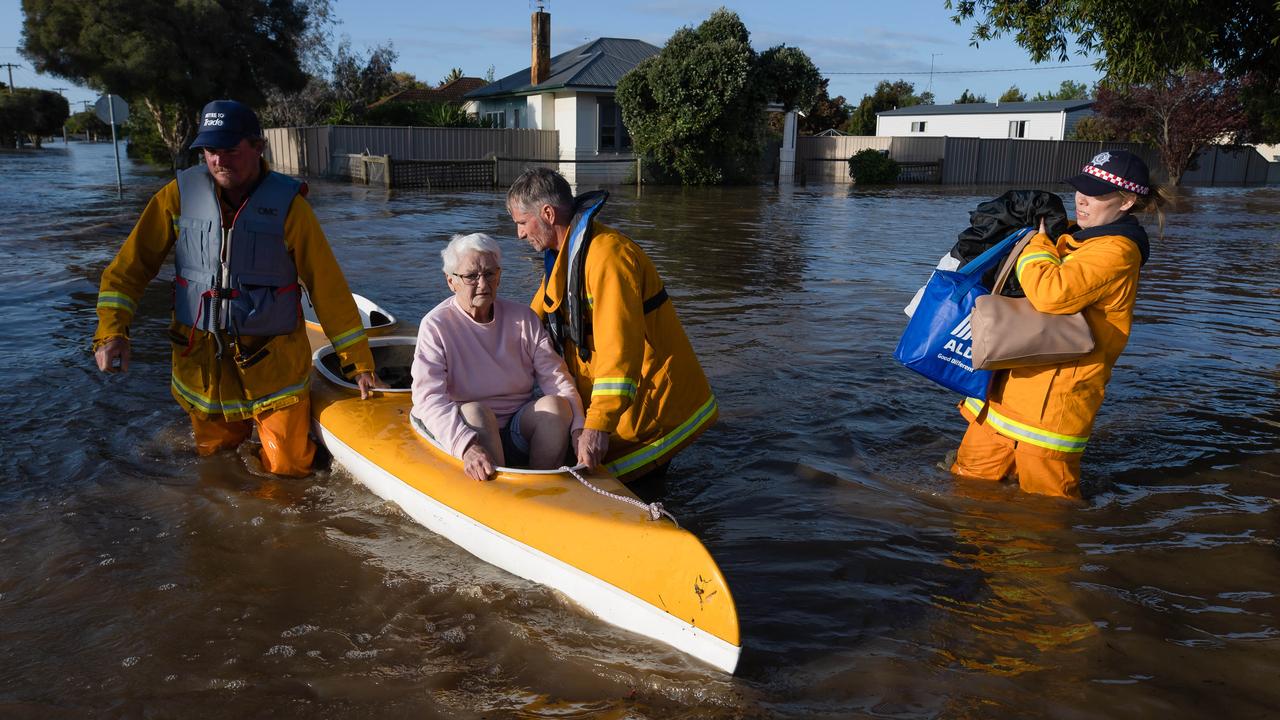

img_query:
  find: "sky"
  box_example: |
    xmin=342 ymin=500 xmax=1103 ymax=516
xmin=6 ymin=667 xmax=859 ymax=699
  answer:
xmin=2 ymin=0 xmax=1103 ymax=115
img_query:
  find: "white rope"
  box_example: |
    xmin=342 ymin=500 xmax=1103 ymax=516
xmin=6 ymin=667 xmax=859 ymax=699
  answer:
xmin=559 ymin=465 xmax=679 ymax=527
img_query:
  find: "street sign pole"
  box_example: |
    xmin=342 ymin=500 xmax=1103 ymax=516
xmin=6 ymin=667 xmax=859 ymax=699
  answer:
xmin=108 ymin=94 xmax=123 ymax=195
xmin=97 ymin=95 xmax=129 ymax=196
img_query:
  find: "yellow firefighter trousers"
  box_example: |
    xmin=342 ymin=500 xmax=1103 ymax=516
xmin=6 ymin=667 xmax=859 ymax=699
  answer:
xmin=190 ymin=396 xmax=315 ymax=477
xmin=952 ymin=418 xmax=1082 ymax=499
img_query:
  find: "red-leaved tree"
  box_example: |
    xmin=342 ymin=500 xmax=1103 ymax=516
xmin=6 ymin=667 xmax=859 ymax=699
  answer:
xmin=1094 ymin=70 xmax=1248 ymax=185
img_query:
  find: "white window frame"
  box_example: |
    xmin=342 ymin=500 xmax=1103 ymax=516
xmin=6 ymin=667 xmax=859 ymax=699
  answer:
xmin=910 ymin=121 xmax=927 ymax=133
xmin=1008 ymin=120 xmax=1027 ymax=138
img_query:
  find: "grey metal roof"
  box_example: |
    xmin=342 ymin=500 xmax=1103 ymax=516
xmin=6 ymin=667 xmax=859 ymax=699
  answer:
xmin=877 ymin=100 xmax=1094 ymax=117
xmin=465 ymin=37 xmax=660 ymax=99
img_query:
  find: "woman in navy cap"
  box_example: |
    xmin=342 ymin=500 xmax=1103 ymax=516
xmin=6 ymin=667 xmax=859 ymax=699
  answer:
xmin=951 ymin=150 xmax=1173 ymax=499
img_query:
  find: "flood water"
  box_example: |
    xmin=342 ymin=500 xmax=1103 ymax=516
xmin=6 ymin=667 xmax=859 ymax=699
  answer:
xmin=2 ymin=142 xmax=1278 ymax=719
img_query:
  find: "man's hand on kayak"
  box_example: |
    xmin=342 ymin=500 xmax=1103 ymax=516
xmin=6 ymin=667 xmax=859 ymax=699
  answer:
xmin=462 ymin=442 xmax=495 ymax=481
xmin=575 ymin=428 xmax=609 ymax=469
xmin=355 ymin=371 xmax=387 ymax=399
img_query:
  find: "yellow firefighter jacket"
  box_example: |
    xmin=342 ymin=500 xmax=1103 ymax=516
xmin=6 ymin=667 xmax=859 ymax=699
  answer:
xmin=533 ymin=222 xmax=717 ymax=480
xmin=94 ymin=165 xmax=374 ymax=421
xmin=962 ymin=215 xmax=1149 ymax=454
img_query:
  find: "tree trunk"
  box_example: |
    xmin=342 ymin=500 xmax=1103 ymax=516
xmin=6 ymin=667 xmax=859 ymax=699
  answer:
xmin=143 ymin=97 xmax=196 ymax=169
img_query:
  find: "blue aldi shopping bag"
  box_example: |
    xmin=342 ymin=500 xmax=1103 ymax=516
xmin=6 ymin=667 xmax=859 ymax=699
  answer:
xmin=893 ymin=227 xmax=1032 ymax=399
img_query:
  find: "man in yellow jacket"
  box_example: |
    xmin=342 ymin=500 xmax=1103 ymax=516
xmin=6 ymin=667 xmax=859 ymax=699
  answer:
xmin=506 ymin=168 xmax=717 ymax=481
xmin=93 ymin=100 xmax=380 ymax=477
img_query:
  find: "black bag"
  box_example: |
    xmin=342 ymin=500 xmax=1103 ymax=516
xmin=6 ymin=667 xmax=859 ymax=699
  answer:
xmin=948 ymin=190 xmax=1069 ymax=298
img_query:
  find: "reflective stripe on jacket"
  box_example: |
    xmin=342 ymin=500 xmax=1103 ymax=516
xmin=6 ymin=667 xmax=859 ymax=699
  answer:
xmin=962 ymin=219 xmax=1146 ymax=452
xmin=94 ymin=163 xmax=374 ymax=420
xmin=174 ymin=166 xmax=302 ymax=337
xmin=533 ymin=222 xmax=717 ymax=480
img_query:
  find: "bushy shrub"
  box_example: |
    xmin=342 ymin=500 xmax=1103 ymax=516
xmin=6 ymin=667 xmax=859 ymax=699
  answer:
xmin=847 ymin=148 xmax=899 ymax=184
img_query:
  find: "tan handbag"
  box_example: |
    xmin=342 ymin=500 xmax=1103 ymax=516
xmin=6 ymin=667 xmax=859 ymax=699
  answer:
xmin=971 ymin=237 xmax=1095 ymax=370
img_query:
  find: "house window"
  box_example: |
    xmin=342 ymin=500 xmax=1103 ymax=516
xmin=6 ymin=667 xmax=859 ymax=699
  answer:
xmin=910 ymin=121 xmax=926 ymax=133
xmin=484 ymin=110 xmax=506 ymax=128
xmin=513 ymin=107 xmax=522 ymax=129
xmin=597 ymin=97 xmax=632 ymax=153
xmin=1008 ymin=120 xmax=1027 ymax=138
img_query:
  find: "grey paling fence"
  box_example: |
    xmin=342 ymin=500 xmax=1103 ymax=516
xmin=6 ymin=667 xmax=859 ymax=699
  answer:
xmin=796 ymin=135 xmax=1278 ymax=187
xmin=329 ymin=152 xmax=640 ymax=190
xmin=264 ymin=125 xmax=558 ymax=180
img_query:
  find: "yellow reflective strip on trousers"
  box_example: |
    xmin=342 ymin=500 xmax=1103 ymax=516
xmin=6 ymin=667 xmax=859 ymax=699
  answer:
xmin=172 ymin=374 xmax=310 ymax=416
xmin=97 ymin=291 xmax=137 ymax=314
xmin=964 ymin=397 xmax=1088 ymax=453
xmin=1016 ymin=252 xmax=1060 ymax=283
xmin=606 ymin=395 xmax=717 ymax=477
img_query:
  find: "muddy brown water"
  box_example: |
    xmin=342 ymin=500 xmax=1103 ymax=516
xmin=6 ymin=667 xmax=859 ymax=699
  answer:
xmin=1 ymin=143 xmax=1278 ymax=719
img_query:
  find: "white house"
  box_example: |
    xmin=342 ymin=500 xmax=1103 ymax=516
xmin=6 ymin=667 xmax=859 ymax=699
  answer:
xmin=465 ymin=10 xmax=658 ymax=184
xmin=876 ymin=100 xmax=1095 ymax=141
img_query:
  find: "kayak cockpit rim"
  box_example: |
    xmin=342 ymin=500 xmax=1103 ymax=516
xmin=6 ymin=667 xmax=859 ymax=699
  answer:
xmin=313 ymin=335 xmax=414 ymax=393
xmin=312 ymin=336 xmax=586 ymax=477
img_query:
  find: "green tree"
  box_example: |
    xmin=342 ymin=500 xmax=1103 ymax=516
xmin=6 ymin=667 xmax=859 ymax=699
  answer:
xmin=21 ymin=0 xmax=325 ymax=165
xmin=439 ymin=68 xmax=464 ymax=86
xmin=947 ymin=0 xmax=1280 ymax=141
xmin=845 ymin=80 xmax=932 ymax=135
xmin=364 ymin=100 xmax=486 ymax=128
xmin=330 ymin=40 xmax=400 ymax=115
xmin=954 ymin=88 xmax=987 ymax=103
xmin=65 ymin=108 xmax=110 ymax=139
xmin=758 ymin=45 xmax=822 ymax=112
xmin=1033 ymin=80 xmax=1090 ymax=101
xmin=998 ymin=85 xmax=1026 ymax=102
xmin=0 ymin=88 xmax=69 ymax=147
xmin=800 ymin=79 xmax=851 ymax=134
xmin=616 ymin=8 xmax=821 ymax=184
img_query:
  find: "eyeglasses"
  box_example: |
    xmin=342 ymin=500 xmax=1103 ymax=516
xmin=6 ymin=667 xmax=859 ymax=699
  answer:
xmin=451 ymin=268 xmax=501 ymax=286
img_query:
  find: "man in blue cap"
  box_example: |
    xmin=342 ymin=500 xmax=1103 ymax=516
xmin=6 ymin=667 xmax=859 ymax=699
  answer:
xmin=92 ymin=99 xmax=383 ymax=476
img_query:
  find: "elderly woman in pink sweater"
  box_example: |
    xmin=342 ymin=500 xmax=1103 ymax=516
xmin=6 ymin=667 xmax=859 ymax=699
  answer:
xmin=410 ymin=233 xmax=584 ymax=481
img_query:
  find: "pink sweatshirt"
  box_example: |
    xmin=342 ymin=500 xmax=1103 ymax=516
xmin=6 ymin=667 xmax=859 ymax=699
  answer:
xmin=410 ymin=296 xmax=585 ymax=458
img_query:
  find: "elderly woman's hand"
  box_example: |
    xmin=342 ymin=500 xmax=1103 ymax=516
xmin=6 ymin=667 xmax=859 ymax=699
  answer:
xmin=462 ymin=442 xmax=496 ymax=481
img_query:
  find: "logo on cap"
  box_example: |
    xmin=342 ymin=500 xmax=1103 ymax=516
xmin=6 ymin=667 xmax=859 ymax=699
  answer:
xmin=1090 ymin=151 xmax=1112 ymax=166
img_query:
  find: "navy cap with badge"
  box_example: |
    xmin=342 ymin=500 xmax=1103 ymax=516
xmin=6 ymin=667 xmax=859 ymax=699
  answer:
xmin=190 ymin=99 xmax=263 ymax=150
xmin=1064 ymin=149 xmax=1151 ymax=197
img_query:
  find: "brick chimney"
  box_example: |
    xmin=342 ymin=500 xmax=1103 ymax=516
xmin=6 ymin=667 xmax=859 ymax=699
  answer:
xmin=531 ymin=9 xmax=550 ymax=85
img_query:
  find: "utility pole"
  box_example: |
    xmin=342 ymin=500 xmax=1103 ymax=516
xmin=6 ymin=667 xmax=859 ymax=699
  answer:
xmin=927 ymin=54 xmax=942 ymax=95
xmin=0 ymin=63 xmax=20 ymax=94
xmin=52 ymin=87 xmax=69 ymax=143
xmin=80 ymin=100 xmax=94 ymax=141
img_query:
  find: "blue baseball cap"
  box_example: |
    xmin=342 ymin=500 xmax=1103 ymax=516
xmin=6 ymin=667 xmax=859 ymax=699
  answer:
xmin=190 ymin=100 xmax=263 ymax=150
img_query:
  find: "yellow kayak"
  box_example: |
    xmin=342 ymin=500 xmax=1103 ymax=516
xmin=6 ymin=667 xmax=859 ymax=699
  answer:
xmin=305 ymin=311 xmax=740 ymax=672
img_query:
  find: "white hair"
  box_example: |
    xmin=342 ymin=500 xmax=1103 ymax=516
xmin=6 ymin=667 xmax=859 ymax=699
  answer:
xmin=440 ymin=233 xmax=502 ymax=274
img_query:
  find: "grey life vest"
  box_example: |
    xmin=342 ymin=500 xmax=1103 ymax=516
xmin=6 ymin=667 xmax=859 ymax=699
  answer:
xmin=173 ymin=166 xmax=303 ymax=337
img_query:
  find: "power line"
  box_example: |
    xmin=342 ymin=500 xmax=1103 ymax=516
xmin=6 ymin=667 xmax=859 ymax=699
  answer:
xmin=825 ymin=62 xmax=1095 ymax=76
